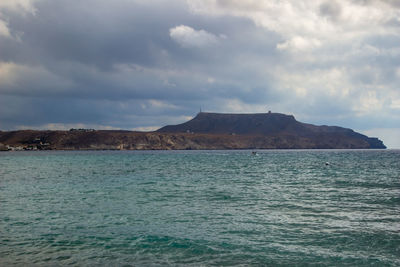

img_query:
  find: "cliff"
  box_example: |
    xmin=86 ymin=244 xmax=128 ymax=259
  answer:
xmin=157 ymin=112 xmax=385 ymax=149
xmin=0 ymin=112 xmax=386 ymax=150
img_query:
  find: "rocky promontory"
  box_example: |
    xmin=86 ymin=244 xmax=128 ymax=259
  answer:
xmin=0 ymin=112 xmax=386 ymax=150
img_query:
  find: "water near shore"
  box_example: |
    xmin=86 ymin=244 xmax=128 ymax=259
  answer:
xmin=1 ymin=150 xmax=399 ymax=266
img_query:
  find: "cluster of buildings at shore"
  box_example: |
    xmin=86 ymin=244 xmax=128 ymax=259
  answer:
xmin=0 ymin=139 xmax=51 ymax=151
xmin=0 ymin=144 xmax=51 ymax=151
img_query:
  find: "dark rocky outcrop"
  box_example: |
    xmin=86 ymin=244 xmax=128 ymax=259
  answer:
xmin=158 ymin=112 xmax=300 ymax=135
xmin=157 ymin=112 xmax=386 ymax=149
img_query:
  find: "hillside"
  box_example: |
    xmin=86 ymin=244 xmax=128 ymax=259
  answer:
xmin=0 ymin=112 xmax=386 ymax=150
xmin=157 ymin=112 xmax=385 ymax=149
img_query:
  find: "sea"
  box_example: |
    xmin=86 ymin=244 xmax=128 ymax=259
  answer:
xmin=0 ymin=150 xmax=399 ymax=266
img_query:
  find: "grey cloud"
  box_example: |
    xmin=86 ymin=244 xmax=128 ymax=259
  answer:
xmin=4 ymin=1 xmax=182 ymax=68
xmin=350 ymin=0 xmax=400 ymax=8
xmin=0 ymin=0 xmax=398 ymax=148
xmin=0 ymin=0 xmax=281 ymax=103
xmin=319 ymin=1 xmax=342 ymax=20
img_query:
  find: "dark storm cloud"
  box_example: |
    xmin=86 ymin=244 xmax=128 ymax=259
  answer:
xmin=0 ymin=0 xmax=399 ymax=146
xmin=2 ymin=1 xmax=185 ymax=70
xmin=1 ymin=0 xmax=279 ymax=94
xmin=0 ymin=0 xmax=284 ymax=131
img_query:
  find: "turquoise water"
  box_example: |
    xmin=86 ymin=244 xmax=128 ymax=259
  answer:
xmin=0 ymin=150 xmax=399 ymax=266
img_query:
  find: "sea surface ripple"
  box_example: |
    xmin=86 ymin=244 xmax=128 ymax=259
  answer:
xmin=0 ymin=150 xmax=399 ymax=266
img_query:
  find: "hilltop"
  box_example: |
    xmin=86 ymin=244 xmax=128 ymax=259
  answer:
xmin=157 ymin=112 xmax=385 ymax=149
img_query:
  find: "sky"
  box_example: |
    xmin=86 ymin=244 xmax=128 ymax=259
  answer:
xmin=0 ymin=0 xmax=399 ymax=148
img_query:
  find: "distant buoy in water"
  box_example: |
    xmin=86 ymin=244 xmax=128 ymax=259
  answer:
xmin=325 ymin=162 xmax=330 ymax=166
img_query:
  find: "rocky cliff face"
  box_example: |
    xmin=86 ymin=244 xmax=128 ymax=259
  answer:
xmin=157 ymin=112 xmax=386 ymax=149
xmin=0 ymin=112 xmax=386 ymax=150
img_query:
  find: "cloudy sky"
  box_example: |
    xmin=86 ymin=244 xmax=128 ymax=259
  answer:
xmin=0 ymin=0 xmax=399 ymax=147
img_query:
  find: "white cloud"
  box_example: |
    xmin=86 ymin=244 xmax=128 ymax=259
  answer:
xmin=0 ymin=19 xmax=10 ymax=37
xmin=396 ymin=67 xmax=400 ymax=78
xmin=217 ymin=98 xmax=270 ymax=114
xmin=0 ymin=62 xmax=22 ymax=86
xmin=207 ymin=77 xmax=215 ymax=83
xmin=0 ymin=0 xmax=39 ymax=38
xmin=353 ymin=91 xmax=383 ymax=115
xmin=390 ymin=99 xmax=400 ymax=109
xmin=144 ymin=99 xmax=179 ymax=110
xmin=0 ymin=0 xmax=38 ymax=13
xmin=131 ymin=126 xmax=160 ymax=132
xmin=187 ymin=0 xmax=400 ymax=52
xmin=277 ymin=36 xmax=321 ymax=52
xmin=276 ymin=67 xmax=351 ymax=98
xmin=169 ymin=25 xmax=220 ymax=47
xmin=0 ymin=62 xmax=75 ymax=96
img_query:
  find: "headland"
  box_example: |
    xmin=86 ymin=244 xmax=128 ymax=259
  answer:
xmin=0 ymin=112 xmax=386 ymax=150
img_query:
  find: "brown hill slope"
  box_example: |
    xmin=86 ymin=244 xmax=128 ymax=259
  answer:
xmin=0 ymin=112 xmax=386 ymax=150
xmin=157 ymin=112 xmax=385 ymax=149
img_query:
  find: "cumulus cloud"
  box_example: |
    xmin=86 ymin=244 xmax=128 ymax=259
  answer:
xmin=276 ymin=36 xmax=321 ymax=52
xmin=0 ymin=19 xmax=11 ymax=37
xmin=0 ymin=0 xmax=38 ymax=13
xmin=0 ymin=62 xmax=74 ymax=96
xmin=188 ymin=0 xmax=400 ymax=52
xmin=170 ymin=25 xmax=220 ymax=47
xmin=0 ymin=0 xmax=38 ymax=39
